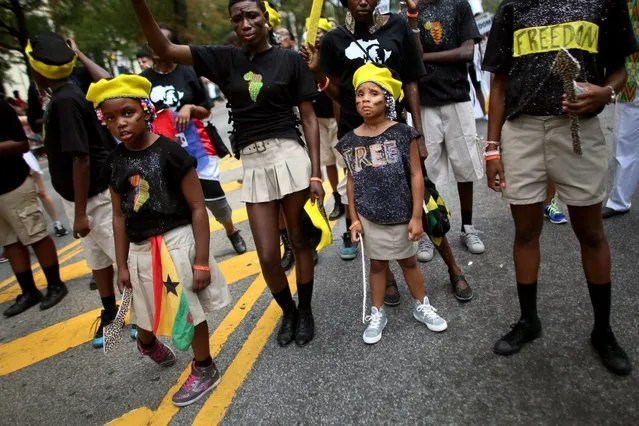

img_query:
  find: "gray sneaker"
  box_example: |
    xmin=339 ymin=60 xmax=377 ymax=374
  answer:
xmin=413 ymin=297 xmax=448 ymax=332
xmin=417 ymin=235 xmax=434 ymax=262
xmin=363 ymin=306 xmax=388 ymax=344
xmin=172 ymin=361 xmax=222 ymax=407
xmin=461 ymin=225 xmax=485 ymax=254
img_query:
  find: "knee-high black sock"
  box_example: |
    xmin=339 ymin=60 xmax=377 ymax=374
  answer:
xmin=297 ymin=279 xmax=314 ymax=310
xmin=333 ymin=191 xmax=342 ymax=204
xmin=272 ymin=286 xmax=296 ymax=314
xmin=101 ymin=295 xmax=117 ymax=316
xmin=15 ymin=270 xmax=38 ymax=294
xmin=587 ymin=281 xmax=611 ymax=335
xmin=345 ymin=217 xmax=352 ymax=235
xmin=42 ymin=263 xmax=63 ymax=288
xmin=517 ymin=281 xmax=539 ymax=323
xmin=461 ymin=210 xmax=472 ymax=232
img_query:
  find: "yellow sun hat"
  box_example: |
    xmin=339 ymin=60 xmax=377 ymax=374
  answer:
xmin=264 ymin=1 xmax=281 ymax=30
xmin=305 ymin=17 xmax=334 ymax=34
xmin=86 ymin=74 xmax=152 ymax=108
xmin=352 ymin=63 xmax=404 ymax=102
xmin=25 ymin=32 xmax=77 ymax=80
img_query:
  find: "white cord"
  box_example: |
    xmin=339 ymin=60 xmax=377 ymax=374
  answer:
xmin=358 ymin=232 xmax=367 ymax=324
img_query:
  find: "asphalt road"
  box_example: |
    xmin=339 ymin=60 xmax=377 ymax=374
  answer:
xmin=0 ymin=104 xmax=637 ymax=425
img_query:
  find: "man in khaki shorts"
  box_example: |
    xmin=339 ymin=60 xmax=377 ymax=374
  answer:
xmin=28 ymin=32 xmax=120 ymax=348
xmin=483 ymin=0 xmax=636 ymax=375
xmin=0 ymin=98 xmax=68 ymax=317
xmin=416 ymin=0 xmax=485 ymax=258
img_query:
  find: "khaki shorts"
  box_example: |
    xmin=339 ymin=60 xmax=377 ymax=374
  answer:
xmin=0 ymin=177 xmax=49 ymax=247
xmin=501 ymin=115 xmax=608 ymax=206
xmin=422 ymin=102 xmax=485 ymax=185
xmin=128 ymin=224 xmax=231 ymax=332
xmin=241 ymin=138 xmax=311 ymax=203
xmin=62 ymin=190 xmax=116 ymax=270
xmin=318 ymin=117 xmax=344 ymax=168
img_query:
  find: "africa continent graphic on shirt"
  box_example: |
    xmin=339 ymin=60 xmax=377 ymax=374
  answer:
xmin=150 ymin=85 xmax=185 ymax=111
xmin=345 ymin=39 xmax=392 ymax=63
xmin=424 ymin=21 xmax=444 ymax=45
xmin=129 ymin=174 xmax=150 ymax=212
xmin=243 ymin=71 xmax=264 ymax=102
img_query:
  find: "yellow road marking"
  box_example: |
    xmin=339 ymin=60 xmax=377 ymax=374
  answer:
xmin=221 ymin=181 xmax=242 ymax=193
xmin=219 ymin=158 xmax=242 ymax=172
xmin=0 ymin=240 xmax=82 ymax=291
xmin=0 ymin=253 xmax=261 ymax=377
xmin=106 ymin=407 xmax=154 ymax=426
xmin=193 ymin=273 xmax=298 ymax=425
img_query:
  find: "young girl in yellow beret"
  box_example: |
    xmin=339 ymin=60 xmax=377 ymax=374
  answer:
xmin=335 ymin=64 xmax=447 ymax=344
xmin=86 ymin=74 xmax=230 ymax=406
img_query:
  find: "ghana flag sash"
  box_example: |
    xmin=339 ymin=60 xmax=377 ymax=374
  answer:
xmin=149 ymin=235 xmax=195 ymax=350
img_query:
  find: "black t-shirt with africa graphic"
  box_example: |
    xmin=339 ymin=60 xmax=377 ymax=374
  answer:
xmin=483 ymin=0 xmax=637 ymax=119
xmin=336 ymin=123 xmax=421 ymax=225
xmin=320 ymin=14 xmax=426 ymax=138
xmin=104 ymin=136 xmax=195 ymax=243
xmin=190 ymin=45 xmax=318 ymax=153
xmin=414 ymin=0 xmax=481 ymax=106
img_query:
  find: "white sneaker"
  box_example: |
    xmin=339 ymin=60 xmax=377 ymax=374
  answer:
xmin=416 ymin=235 xmax=434 ymax=262
xmin=460 ymin=225 xmax=485 ymax=254
xmin=413 ymin=297 xmax=447 ymax=332
xmin=363 ymin=306 xmax=388 ymax=344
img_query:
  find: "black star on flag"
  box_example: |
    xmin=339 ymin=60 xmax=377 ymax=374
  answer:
xmin=164 ymin=276 xmax=179 ymax=296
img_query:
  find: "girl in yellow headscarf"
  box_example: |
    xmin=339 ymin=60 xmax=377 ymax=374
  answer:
xmin=335 ymin=63 xmax=448 ymax=345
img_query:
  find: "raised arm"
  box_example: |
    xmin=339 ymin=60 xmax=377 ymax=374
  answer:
xmin=66 ymin=38 xmax=111 ymax=81
xmin=131 ymin=0 xmax=193 ymax=65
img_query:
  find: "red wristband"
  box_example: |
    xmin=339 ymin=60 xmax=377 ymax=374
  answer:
xmin=192 ymin=265 xmax=210 ymax=272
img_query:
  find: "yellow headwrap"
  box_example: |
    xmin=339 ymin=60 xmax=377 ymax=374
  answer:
xmin=352 ymin=63 xmax=404 ymax=102
xmin=86 ymin=74 xmax=152 ymax=108
xmin=305 ymin=17 xmax=333 ymax=34
xmin=25 ymin=40 xmax=77 ymax=80
xmin=264 ymin=1 xmax=281 ymax=30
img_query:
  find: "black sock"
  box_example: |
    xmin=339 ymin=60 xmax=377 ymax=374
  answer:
xmin=272 ymin=286 xmax=296 ymax=314
xmin=101 ymin=295 xmax=117 ymax=316
xmin=297 ymin=279 xmax=314 ymax=310
xmin=195 ymin=356 xmax=213 ymax=368
xmin=587 ymin=281 xmax=611 ymax=335
xmin=42 ymin=263 xmax=63 ymax=289
xmin=517 ymin=281 xmax=539 ymax=323
xmin=15 ymin=270 xmax=38 ymax=294
xmin=461 ymin=210 xmax=472 ymax=232
xmin=333 ymin=191 xmax=341 ymax=204
xmin=345 ymin=217 xmax=352 ymax=234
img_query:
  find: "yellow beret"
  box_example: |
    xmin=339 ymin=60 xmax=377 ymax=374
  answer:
xmin=25 ymin=39 xmax=77 ymax=80
xmin=264 ymin=2 xmax=281 ymax=30
xmin=305 ymin=17 xmax=333 ymax=34
xmin=86 ymin=74 xmax=152 ymax=108
xmin=352 ymin=63 xmax=404 ymax=102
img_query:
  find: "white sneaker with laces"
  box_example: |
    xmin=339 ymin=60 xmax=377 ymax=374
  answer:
xmin=417 ymin=235 xmax=434 ymax=262
xmin=460 ymin=225 xmax=485 ymax=254
xmin=363 ymin=306 xmax=387 ymax=344
xmin=413 ymin=297 xmax=447 ymax=332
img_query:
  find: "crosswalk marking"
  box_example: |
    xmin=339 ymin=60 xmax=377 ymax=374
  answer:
xmin=0 ymin=250 xmax=261 ymax=377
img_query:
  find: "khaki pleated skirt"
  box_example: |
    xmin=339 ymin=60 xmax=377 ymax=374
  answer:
xmin=240 ymin=138 xmax=311 ymax=203
xmin=359 ymin=215 xmax=417 ymax=261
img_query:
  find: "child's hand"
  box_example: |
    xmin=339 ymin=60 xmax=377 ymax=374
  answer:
xmin=349 ymin=220 xmax=362 ymax=244
xmin=192 ymin=269 xmax=211 ymax=292
xmin=408 ymin=217 xmax=424 ymax=241
xmin=118 ymin=267 xmax=131 ymax=294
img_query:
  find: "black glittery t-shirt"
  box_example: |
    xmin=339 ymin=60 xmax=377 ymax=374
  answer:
xmin=482 ymin=0 xmax=637 ymax=119
xmin=336 ymin=123 xmax=421 ymax=225
xmin=104 ymin=136 xmax=196 ymax=243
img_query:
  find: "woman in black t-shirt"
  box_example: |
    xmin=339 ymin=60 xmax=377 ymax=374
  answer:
xmin=132 ymin=0 xmax=324 ymax=347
